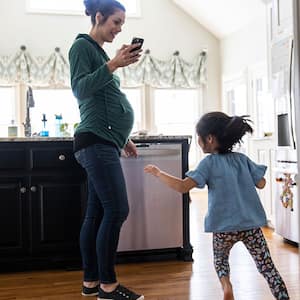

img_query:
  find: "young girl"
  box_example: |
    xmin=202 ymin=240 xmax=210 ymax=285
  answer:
xmin=144 ymin=112 xmax=289 ymax=300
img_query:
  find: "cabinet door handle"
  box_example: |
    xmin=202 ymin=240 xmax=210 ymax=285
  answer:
xmin=20 ymin=187 xmax=27 ymax=194
xmin=30 ymin=186 xmax=37 ymax=192
xmin=58 ymin=154 xmax=66 ymax=161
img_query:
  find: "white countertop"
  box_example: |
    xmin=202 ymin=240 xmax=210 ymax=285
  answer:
xmin=0 ymin=135 xmax=192 ymax=142
xmin=0 ymin=137 xmax=73 ymax=142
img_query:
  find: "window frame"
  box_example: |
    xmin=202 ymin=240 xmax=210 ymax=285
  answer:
xmin=26 ymin=0 xmax=141 ymax=17
xmin=3 ymin=83 xmax=204 ymax=168
xmin=121 ymin=86 xmax=146 ymax=133
xmin=222 ymin=71 xmax=250 ymax=154
xmin=223 ymin=73 xmax=248 ymax=114
xmin=0 ymin=85 xmax=19 ymax=124
xmin=28 ymin=86 xmax=81 ymax=137
xmin=150 ymin=86 xmax=203 ymax=168
xmin=249 ymin=63 xmax=275 ymax=138
xmin=0 ymin=84 xmax=20 ymax=137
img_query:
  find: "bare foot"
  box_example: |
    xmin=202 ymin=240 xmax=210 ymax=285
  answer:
xmin=223 ymin=287 xmax=234 ymax=300
xmin=220 ymin=276 xmax=234 ymax=300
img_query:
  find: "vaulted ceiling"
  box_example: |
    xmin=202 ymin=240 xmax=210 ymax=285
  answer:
xmin=172 ymin=0 xmax=268 ymax=39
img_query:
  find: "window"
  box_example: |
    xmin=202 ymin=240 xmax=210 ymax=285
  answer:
xmin=228 ymin=84 xmax=247 ymax=116
xmin=253 ymin=76 xmax=274 ymax=137
xmin=29 ymin=87 xmax=144 ymax=137
xmin=2 ymin=84 xmax=202 ymax=168
xmin=121 ymin=87 xmax=144 ymax=133
xmin=223 ymin=75 xmax=249 ymax=153
xmin=27 ymin=0 xmax=84 ymax=15
xmin=120 ymin=87 xmax=202 ymax=167
xmin=121 ymin=0 xmax=140 ymax=17
xmin=26 ymin=0 xmax=140 ymax=17
xmin=0 ymin=86 xmax=16 ymax=137
xmin=153 ymin=89 xmax=201 ymax=167
xmin=30 ymin=89 xmax=80 ymax=137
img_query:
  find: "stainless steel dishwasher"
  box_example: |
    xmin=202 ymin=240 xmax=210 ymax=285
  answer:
xmin=118 ymin=143 xmax=183 ymax=252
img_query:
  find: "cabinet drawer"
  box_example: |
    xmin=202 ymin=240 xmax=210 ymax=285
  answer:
xmin=0 ymin=149 xmax=27 ymax=169
xmin=31 ymin=148 xmax=80 ymax=170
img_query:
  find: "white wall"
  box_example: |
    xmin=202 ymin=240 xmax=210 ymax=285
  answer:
xmin=221 ymin=12 xmax=268 ymax=77
xmin=0 ymin=0 xmax=221 ymax=112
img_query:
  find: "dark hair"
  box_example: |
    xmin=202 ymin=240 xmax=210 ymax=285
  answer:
xmin=83 ymin=0 xmax=125 ymax=25
xmin=196 ymin=111 xmax=253 ymax=153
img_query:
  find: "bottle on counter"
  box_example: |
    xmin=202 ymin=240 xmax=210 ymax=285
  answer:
xmin=8 ymin=120 xmax=18 ymax=137
xmin=40 ymin=114 xmax=49 ymax=137
xmin=55 ymin=114 xmax=63 ymax=137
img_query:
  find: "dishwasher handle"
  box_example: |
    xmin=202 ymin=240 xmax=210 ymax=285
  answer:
xmin=138 ymin=149 xmax=181 ymax=157
xmin=122 ymin=148 xmax=181 ymax=158
xmin=135 ymin=143 xmax=150 ymax=148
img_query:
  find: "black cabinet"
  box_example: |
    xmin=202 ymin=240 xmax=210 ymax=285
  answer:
xmin=0 ymin=176 xmax=28 ymax=257
xmin=0 ymin=137 xmax=193 ymax=271
xmin=30 ymin=176 xmax=84 ymax=256
xmin=0 ymin=140 xmax=86 ymax=271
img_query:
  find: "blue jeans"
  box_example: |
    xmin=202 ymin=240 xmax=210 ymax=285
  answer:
xmin=74 ymin=143 xmax=129 ymax=284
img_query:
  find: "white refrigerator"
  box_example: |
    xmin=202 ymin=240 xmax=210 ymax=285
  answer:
xmin=271 ymin=0 xmax=300 ymax=244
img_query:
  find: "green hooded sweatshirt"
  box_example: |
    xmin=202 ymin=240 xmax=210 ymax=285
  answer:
xmin=68 ymin=34 xmax=134 ymax=149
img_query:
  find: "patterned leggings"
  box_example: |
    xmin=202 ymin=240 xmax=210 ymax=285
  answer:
xmin=213 ymin=228 xmax=289 ymax=300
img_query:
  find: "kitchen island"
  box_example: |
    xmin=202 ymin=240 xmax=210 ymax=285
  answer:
xmin=0 ymin=136 xmax=193 ymax=272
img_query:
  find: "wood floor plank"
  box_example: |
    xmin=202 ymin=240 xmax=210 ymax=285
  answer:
xmin=0 ymin=191 xmax=298 ymax=299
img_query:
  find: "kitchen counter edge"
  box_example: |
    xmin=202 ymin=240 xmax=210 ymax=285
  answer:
xmin=0 ymin=135 xmax=192 ymax=142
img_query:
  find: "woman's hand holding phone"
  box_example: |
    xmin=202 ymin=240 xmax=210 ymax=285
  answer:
xmin=107 ymin=37 xmax=144 ymax=72
xmin=130 ymin=37 xmax=144 ymax=52
xmin=128 ymin=37 xmax=144 ymax=57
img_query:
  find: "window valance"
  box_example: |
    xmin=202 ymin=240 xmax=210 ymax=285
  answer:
xmin=0 ymin=46 xmax=207 ymax=88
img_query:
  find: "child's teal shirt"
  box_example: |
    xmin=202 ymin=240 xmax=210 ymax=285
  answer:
xmin=186 ymin=152 xmax=267 ymax=233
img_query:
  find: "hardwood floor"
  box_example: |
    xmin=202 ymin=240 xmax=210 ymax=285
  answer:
xmin=0 ymin=191 xmax=299 ymax=300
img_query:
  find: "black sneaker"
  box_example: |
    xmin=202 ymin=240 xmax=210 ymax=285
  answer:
xmin=82 ymin=285 xmax=99 ymax=297
xmin=97 ymin=284 xmax=144 ymax=300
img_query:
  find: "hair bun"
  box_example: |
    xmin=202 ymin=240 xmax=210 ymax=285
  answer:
xmin=84 ymin=0 xmax=98 ymax=16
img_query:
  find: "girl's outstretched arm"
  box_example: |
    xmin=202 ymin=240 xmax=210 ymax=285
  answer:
xmin=144 ymin=164 xmax=197 ymax=193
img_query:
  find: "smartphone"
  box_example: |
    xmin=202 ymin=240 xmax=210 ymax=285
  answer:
xmin=130 ymin=37 xmax=144 ymax=52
